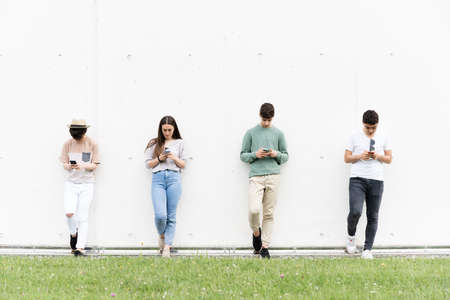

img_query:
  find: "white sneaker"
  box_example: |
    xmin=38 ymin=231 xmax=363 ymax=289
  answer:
xmin=361 ymin=250 xmax=374 ymax=259
xmin=345 ymin=235 xmax=357 ymax=254
xmin=162 ymin=247 xmax=171 ymax=258
xmin=158 ymin=236 xmax=165 ymax=254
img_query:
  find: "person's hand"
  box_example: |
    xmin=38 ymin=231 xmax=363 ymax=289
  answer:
xmin=70 ymin=163 xmax=80 ymax=170
xmin=256 ymin=148 xmax=268 ymax=159
xmin=368 ymin=152 xmax=377 ymax=160
xmin=84 ymin=163 xmax=97 ymax=171
xmin=166 ymin=152 xmax=175 ymax=160
xmin=268 ymin=149 xmax=278 ymax=158
xmin=369 ymin=152 xmax=380 ymax=160
xmin=159 ymin=154 xmax=167 ymax=162
xmin=360 ymin=151 xmax=371 ymax=161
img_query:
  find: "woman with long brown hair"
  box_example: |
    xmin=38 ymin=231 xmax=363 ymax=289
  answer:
xmin=144 ymin=116 xmax=187 ymax=257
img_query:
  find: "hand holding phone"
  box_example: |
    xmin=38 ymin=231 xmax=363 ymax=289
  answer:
xmin=69 ymin=160 xmax=79 ymax=169
xmin=268 ymin=149 xmax=277 ymax=158
xmin=361 ymin=151 xmax=371 ymax=161
xmin=256 ymin=148 xmax=268 ymax=159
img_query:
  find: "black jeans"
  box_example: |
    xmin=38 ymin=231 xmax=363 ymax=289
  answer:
xmin=347 ymin=177 xmax=384 ymax=250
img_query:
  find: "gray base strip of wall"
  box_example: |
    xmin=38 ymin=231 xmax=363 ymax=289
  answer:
xmin=1 ymin=248 xmax=449 ymax=258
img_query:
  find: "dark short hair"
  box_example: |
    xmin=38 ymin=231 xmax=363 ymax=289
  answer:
xmin=260 ymin=103 xmax=275 ymax=119
xmin=363 ymin=110 xmax=379 ymax=125
xmin=69 ymin=128 xmax=87 ymax=140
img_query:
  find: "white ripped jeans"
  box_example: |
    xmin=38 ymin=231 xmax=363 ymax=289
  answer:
xmin=64 ymin=181 xmax=94 ymax=249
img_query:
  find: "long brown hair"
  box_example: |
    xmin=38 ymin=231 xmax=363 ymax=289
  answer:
xmin=145 ymin=116 xmax=182 ymax=159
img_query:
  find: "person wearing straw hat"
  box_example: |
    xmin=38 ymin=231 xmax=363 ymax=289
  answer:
xmin=60 ymin=119 xmax=100 ymax=256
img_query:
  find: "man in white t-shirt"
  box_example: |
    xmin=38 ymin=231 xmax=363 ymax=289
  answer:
xmin=344 ymin=110 xmax=393 ymax=259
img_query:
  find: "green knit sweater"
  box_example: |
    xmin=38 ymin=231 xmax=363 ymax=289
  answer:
xmin=240 ymin=125 xmax=289 ymax=177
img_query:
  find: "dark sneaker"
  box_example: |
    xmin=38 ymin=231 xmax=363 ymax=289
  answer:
xmin=70 ymin=233 xmax=78 ymax=251
xmin=260 ymin=248 xmax=271 ymax=259
xmin=252 ymin=228 xmax=262 ymax=254
xmin=73 ymin=249 xmax=87 ymax=257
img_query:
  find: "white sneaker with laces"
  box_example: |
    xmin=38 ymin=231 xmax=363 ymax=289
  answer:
xmin=162 ymin=247 xmax=171 ymax=258
xmin=361 ymin=250 xmax=374 ymax=259
xmin=345 ymin=235 xmax=357 ymax=254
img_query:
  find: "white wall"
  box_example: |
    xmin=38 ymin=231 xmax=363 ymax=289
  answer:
xmin=1 ymin=0 xmax=449 ymax=248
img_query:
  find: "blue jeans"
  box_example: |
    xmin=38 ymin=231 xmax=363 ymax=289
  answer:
xmin=151 ymin=170 xmax=182 ymax=246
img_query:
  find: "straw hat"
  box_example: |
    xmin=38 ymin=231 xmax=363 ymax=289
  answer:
xmin=67 ymin=119 xmax=90 ymax=128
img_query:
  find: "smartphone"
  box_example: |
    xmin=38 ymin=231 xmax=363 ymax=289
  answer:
xmin=368 ymin=151 xmax=375 ymax=155
xmin=163 ymin=148 xmax=171 ymax=155
xmin=70 ymin=160 xmax=77 ymax=165
xmin=263 ymin=148 xmax=270 ymax=152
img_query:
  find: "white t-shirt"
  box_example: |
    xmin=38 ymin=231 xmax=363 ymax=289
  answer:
xmin=346 ymin=129 xmax=391 ymax=181
xmin=144 ymin=139 xmax=189 ymax=173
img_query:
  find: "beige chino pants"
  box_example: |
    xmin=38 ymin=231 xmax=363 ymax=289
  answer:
xmin=248 ymin=174 xmax=280 ymax=247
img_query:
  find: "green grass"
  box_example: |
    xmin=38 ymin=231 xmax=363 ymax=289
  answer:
xmin=0 ymin=256 xmax=449 ymax=299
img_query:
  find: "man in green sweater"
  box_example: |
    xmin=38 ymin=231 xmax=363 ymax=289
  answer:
xmin=240 ymin=103 xmax=289 ymax=259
